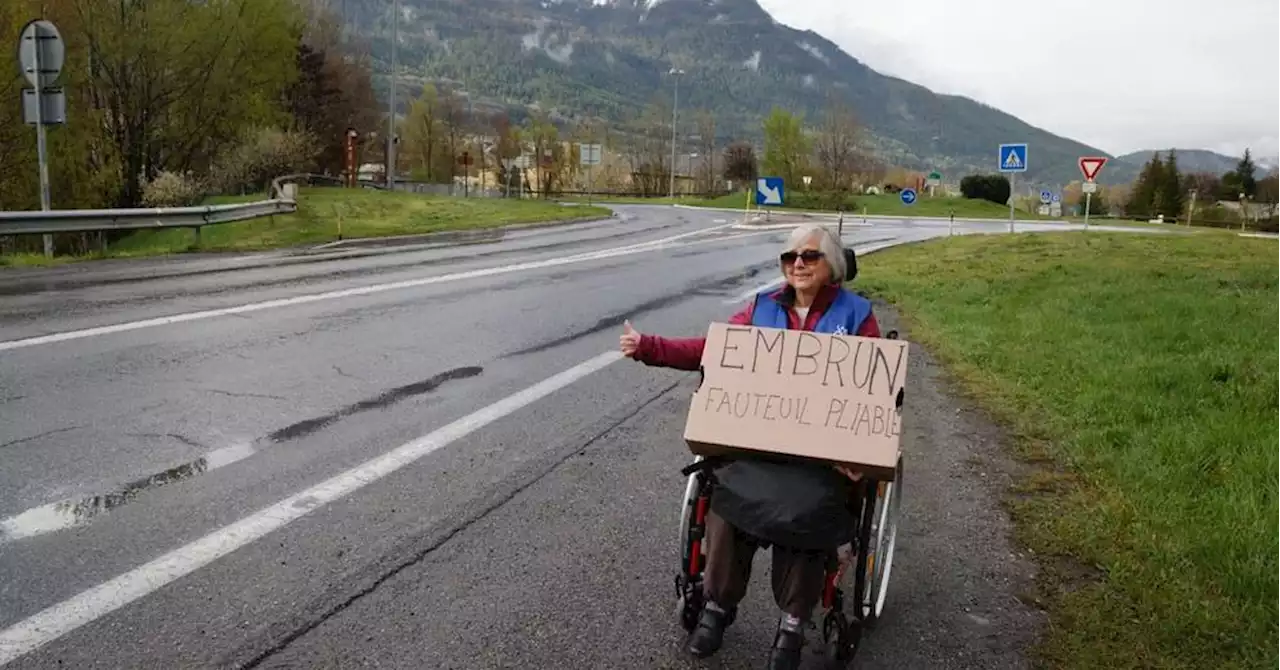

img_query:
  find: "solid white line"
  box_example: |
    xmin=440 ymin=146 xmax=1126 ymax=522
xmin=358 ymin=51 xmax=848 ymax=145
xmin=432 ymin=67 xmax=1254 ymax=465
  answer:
xmin=0 ymin=351 xmax=623 ymax=666
xmin=0 ymin=224 xmax=736 ymax=353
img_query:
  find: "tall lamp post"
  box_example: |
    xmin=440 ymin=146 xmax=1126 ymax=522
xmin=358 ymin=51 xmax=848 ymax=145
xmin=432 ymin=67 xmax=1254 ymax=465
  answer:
xmin=386 ymin=0 xmax=399 ymax=190
xmin=667 ymin=67 xmax=684 ymax=199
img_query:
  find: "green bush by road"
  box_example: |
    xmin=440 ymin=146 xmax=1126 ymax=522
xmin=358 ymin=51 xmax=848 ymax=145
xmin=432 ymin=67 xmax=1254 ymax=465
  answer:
xmin=0 ymin=187 xmax=611 ymax=266
xmin=858 ymin=232 xmax=1277 ymax=669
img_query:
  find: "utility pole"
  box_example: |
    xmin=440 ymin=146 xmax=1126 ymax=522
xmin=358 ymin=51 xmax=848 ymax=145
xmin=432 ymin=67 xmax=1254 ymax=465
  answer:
xmin=386 ymin=0 xmax=398 ymax=190
xmin=667 ymin=68 xmax=683 ymax=199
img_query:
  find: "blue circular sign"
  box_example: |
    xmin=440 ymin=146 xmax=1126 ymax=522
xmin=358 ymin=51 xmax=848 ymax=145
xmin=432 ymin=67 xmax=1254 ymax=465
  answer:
xmin=1039 ymin=190 xmax=1053 ymax=204
xmin=900 ymin=188 xmax=917 ymax=205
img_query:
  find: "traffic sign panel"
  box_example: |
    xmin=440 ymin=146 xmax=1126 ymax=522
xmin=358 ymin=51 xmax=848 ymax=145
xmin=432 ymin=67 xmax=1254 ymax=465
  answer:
xmin=1039 ymin=190 xmax=1052 ymax=204
xmin=1051 ymin=192 xmax=1061 ymax=203
xmin=17 ymin=19 xmax=64 ymax=88
xmin=756 ymin=177 xmax=784 ymax=206
xmin=900 ymin=188 xmax=917 ymax=205
xmin=1078 ymin=156 xmax=1107 ymax=181
xmin=999 ymin=143 xmax=1028 ymax=172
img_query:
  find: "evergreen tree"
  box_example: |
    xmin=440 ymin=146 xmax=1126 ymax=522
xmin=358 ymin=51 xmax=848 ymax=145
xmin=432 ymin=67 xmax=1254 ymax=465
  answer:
xmin=1127 ymin=151 xmax=1163 ymax=217
xmin=1156 ymin=150 xmax=1184 ymax=219
xmin=1222 ymin=148 xmax=1258 ymax=199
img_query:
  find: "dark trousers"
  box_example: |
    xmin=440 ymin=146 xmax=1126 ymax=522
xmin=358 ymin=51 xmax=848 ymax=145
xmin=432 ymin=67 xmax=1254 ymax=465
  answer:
xmin=703 ymin=509 xmax=830 ymax=619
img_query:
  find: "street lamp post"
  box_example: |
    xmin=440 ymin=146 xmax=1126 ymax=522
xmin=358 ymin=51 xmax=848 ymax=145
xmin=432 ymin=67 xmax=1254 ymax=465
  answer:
xmin=386 ymin=0 xmax=399 ymax=190
xmin=668 ymin=68 xmax=684 ymax=199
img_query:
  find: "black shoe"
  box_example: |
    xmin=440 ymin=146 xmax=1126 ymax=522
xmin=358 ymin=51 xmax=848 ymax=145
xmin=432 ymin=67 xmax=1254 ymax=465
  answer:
xmin=687 ymin=607 xmax=728 ymax=658
xmin=766 ymin=627 xmax=804 ymax=670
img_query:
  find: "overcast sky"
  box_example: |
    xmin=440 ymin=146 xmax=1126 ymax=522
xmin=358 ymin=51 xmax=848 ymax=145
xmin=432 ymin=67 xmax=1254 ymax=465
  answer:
xmin=757 ymin=0 xmax=1279 ymax=159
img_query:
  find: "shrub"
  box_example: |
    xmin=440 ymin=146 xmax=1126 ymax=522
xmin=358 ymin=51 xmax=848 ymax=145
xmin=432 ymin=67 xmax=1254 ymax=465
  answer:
xmin=210 ymin=127 xmax=321 ymax=195
xmin=141 ymin=170 xmax=206 ymax=208
xmin=960 ymin=174 xmax=1011 ymax=205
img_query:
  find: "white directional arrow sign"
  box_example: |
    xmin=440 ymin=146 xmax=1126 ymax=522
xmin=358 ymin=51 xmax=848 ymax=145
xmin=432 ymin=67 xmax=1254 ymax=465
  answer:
xmin=756 ymin=178 xmax=783 ymax=206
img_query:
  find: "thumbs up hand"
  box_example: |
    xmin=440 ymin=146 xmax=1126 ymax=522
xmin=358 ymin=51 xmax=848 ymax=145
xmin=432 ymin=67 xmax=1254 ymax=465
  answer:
xmin=620 ymin=320 xmax=642 ymax=358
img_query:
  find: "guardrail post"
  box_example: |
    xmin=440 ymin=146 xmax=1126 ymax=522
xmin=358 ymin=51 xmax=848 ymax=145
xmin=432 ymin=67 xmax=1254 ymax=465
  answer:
xmin=193 ymin=226 xmax=201 ymax=247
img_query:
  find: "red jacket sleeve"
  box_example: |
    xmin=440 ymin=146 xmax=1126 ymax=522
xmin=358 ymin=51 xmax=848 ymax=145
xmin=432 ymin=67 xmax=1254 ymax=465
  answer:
xmin=634 ymin=301 xmax=755 ymax=371
xmin=857 ymin=310 xmax=881 ymax=338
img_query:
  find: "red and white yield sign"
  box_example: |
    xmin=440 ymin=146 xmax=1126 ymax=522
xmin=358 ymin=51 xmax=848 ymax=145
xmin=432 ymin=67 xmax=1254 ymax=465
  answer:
xmin=1078 ymin=156 xmax=1108 ymax=181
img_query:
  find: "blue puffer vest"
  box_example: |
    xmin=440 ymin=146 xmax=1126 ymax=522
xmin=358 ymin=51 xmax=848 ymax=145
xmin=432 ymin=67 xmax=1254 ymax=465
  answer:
xmin=707 ymin=286 xmax=874 ymax=551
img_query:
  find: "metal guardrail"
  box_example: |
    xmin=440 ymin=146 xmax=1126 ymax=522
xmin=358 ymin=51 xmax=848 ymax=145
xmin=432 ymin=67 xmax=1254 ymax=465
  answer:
xmin=0 ymin=198 xmax=296 ymax=236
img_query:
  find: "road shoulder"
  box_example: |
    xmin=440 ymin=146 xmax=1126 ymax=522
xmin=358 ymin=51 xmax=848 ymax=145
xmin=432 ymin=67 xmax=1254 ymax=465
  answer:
xmin=246 ymin=303 xmax=1046 ymax=669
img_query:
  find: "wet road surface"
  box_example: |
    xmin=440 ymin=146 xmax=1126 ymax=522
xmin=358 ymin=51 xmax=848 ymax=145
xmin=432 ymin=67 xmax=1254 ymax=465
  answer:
xmin=0 ymin=206 xmax=1116 ymax=667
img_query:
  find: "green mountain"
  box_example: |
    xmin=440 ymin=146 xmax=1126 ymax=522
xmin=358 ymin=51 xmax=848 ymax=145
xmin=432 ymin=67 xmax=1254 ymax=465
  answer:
xmin=339 ymin=0 xmax=1138 ymax=187
xmin=1116 ymin=149 xmax=1270 ymax=177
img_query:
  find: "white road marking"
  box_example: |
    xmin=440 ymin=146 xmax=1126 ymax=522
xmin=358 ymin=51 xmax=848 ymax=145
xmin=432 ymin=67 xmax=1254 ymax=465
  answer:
xmin=0 ymin=224 xmax=737 ymax=353
xmin=0 ymin=351 xmax=623 ymax=665
xmin=0 ymin=442 xmax=258 ymax=544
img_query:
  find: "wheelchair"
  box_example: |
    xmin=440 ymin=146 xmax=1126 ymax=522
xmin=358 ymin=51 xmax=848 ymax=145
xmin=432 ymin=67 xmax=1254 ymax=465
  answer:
xmin=674 ymin=451 xmax=903 ymax=666
xmin=673 ymin=245 xmax=903 ymax=666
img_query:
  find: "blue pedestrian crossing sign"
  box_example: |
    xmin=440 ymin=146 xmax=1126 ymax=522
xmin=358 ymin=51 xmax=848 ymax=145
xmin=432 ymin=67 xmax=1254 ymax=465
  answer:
xmin=900 ymin=188 xmax=917 ymax=205
xmin=756 ymin=177 xmax=784 ymax=206
xmin=999 ymin=143 xmax=1028 ymax=173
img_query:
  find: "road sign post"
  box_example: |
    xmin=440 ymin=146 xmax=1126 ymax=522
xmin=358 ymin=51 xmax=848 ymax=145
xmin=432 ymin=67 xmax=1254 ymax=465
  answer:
xmin=999 ymin=143 xmax=1028 ymax=233
xmin=1078 ymin=157 xmax=1107 ymax=229
xmin=18 ymin=18 xmax=66 ymax=258
xmin=579 ymin=143 xmax=601 ymax=205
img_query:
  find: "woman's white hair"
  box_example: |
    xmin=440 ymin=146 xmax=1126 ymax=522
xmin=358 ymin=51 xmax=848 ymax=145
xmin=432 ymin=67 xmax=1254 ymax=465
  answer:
xmin=782 ymin=223 xmax=846 ymax=284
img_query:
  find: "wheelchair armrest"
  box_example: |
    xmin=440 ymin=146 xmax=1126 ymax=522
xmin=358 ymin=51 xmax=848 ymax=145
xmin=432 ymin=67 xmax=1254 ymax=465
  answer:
xmin=680 ymin=456 xmax=729 ymax=477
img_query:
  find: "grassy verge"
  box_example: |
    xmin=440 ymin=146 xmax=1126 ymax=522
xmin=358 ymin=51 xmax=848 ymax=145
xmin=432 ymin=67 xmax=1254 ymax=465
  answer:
xmin=1 ymin=187 xmax=611 ymax=267
xmin=856 ymin=232 xmax=1278 ymax=669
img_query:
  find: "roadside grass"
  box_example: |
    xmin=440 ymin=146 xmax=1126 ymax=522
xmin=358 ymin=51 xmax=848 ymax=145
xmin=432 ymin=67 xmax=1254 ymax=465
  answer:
xmin=856 ymin=232 xmax=1278 ymax=669
xmin=1 ymin=187 xmax=611 ymax=267
xmin=563 ymin=190 xmax=1056 ymax=220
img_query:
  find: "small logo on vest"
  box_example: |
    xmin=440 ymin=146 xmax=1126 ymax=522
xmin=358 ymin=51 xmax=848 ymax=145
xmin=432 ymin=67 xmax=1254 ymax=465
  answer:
xmin=833 ymin=325 xmax=848 ymax=335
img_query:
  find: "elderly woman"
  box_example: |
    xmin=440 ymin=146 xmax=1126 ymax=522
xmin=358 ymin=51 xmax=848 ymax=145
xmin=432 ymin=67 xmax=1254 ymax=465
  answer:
xmin=620 ymin=223 xmax=882 ymax=670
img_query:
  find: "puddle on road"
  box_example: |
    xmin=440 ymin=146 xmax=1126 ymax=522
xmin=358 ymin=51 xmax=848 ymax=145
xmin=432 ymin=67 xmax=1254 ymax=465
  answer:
xmin=0 ymin=367 xmax=483 ymax=544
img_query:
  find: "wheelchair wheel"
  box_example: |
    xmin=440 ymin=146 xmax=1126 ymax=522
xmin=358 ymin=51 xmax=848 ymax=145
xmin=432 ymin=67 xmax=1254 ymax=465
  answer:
xmin=821 ymin=609 xmax=860 ymax=668
xmin=861 ymin=453 xmax=903 ymax=626
xmin=677 ymin=455 xmax=703 ymax=555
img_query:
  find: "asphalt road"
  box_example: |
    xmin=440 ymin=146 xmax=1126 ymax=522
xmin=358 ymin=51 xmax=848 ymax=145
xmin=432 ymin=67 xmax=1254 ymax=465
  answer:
xmin=0 ymin=206 xmax=1108 ymax=668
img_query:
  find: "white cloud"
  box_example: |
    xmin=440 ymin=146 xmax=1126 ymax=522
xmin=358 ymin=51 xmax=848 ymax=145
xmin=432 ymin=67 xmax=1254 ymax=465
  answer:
xmin=757 ymin=0 xmax=1279 ymax=157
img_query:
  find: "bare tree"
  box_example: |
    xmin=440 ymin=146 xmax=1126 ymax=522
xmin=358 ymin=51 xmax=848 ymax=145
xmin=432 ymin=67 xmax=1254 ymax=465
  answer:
xmin=696 ymin=110 xmax=718 ymax=194
xmin=813 ymin=96 xmax=864 ymax=191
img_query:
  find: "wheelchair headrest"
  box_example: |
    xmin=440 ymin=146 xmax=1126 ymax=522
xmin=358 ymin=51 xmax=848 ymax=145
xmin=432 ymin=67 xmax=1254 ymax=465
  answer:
xmin=843 ymin=247 xmax=858 ymax=282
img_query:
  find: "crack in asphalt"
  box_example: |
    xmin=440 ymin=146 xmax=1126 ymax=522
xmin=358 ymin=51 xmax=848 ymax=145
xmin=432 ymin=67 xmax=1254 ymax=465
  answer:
xmin=0 ymin=425 xmax=85 ymax=451
xmin=266 ymin=366 xmax=484 ymax=443
xmin=228 ymin=376 xmax=686 ymax=669
xmin=205 ymin=389 xmax=289 ymax=402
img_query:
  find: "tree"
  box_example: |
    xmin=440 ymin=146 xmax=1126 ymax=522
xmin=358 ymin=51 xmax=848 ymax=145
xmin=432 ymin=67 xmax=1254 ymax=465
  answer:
xmin=722 ymin=142 xmax=757 ymax=189
xmin=761 ymin=107 xmax=810 ymax=189
xmin=283 ymin=4 xmax=381 ymax=177
xmin=1221 ymin=148 xmax=1258 ymax=199
xmin=73 ymin=0 xmax=303 ymax=207
xmin=695 ymin=110 xmax=718 ymax=194
xmin=813 ymin=97 xmax=863 ymax=191
xmin=401 ymin=84 xmax=444 ymax=182
xmin=1184 ymin=172 xmax=1223 ymax=202
xmin=1127 ymin=152 xmax=1164 ymax=217
xmin=1155 ymin=150 xmax=1184 ymax=219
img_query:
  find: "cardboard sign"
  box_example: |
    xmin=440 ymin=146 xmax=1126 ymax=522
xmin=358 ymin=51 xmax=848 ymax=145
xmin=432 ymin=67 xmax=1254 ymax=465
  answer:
xmin=683 ymin=323 xmax=908 ymax=478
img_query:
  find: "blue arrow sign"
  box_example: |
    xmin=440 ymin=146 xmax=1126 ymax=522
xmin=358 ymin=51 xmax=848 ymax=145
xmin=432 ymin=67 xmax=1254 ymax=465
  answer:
xmin=1040 ymin=190 xmax=1052 ymax=204
xmin=900 ymin=188 xmax=917 ymax=205
xmin=999 ymin=143 xmax=1028 ymax=173
xmin=755 ymin=177 xmax=784 ymax=206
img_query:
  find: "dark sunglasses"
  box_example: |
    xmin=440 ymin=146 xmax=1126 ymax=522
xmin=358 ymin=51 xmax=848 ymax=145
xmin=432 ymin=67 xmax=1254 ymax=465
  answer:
xmin=780 ymin=249 xmax=825 ymax=264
